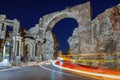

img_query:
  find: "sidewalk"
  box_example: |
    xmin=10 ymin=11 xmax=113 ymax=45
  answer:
xmin=0 ymin=60 xmax=54 ymax=70
xmin=0 ymin=62 xmax=38 ymax=71
xmin=0 ymin=59 xmax=11 ymax=70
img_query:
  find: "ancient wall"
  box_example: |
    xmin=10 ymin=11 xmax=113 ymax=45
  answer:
xmin=92 ymin=4 xmax=120 ymax=53
xmin=68 ymin=4 xmax=120 ymax=54
xmin=68 ymin=26 xmax=92 ymax=54
xmin=67 ymin=4 xmax=120 ymax=69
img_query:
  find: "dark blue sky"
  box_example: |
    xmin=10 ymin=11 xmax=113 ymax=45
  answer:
xmin=0 ymin=0 xmax=120 ymax=53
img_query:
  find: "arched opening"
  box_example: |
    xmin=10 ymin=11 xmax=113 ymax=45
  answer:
xmin=52 ymin=18 xmax=78 ymax=54
xmin=23 ymin=43 xmax=33 ymax=61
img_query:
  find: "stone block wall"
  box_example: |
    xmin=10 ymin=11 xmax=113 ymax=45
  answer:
xmin=68 ymin=4 xmax=120 ymax=70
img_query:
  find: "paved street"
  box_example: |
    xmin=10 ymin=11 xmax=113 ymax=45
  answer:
xmin=0 ymin=64 xmax=96 ymax=80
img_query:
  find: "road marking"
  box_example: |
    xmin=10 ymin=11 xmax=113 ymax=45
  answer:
xmin=53 ymin=60 xmax=120 ymax=79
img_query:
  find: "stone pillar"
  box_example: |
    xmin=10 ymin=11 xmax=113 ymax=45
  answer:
xmin=0 ymin=15 xmax=6 ymax=38
xmin=13 ymin=19 xmax=20 ymax=34
xmin=0 ymin=24 xmax=7 ymax=39
xmin=43 ymin=31 xmax=46 ymax=59
xmin=41 ymin=42 xmax=46 ymax=60
xmin=19 ymin=40 xmax=22 ymax=56
xmin=15 ymin=41 xmax=18 ymax=57
xmin=2 ymin=45 xmax=6 ymax=60
xmin=16 ymin=39 xmax=22 ymax=65
xmin=12 ymin=36 xmax=17 ymax=62
xmin=32 ymin=42 xmax=36 ymax=61
xmin=21 ymin=42 xmax=23 ymax=56
xmin=12 ymin=36 xmax=15 ymax=62
xmin=0 ymin=23 xmax=2 ymax=35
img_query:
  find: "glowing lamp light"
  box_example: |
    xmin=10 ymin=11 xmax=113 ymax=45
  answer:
xmin=5 ymin=42 xmax=10 ymax=46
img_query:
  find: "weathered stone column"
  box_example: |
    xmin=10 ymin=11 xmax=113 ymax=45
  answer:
xmin=21 ymin=42 xmax=24 ymax=56
xmin=12 ymin=36 xmax=16 ymax=62
xmin=0 ymin=23 xmax=2 ymax=35
xmin=32 ymin=42 xmax=36 ymax=61
xmin=15 ymin=36 xmax=23 ymax=65
xmin=19 ymin=40 xmax=22 ymax=56
xmin=15 ymin=40 xmax=18 ymax=57
xmin=0 ymin=24 xmax=7 ymax=39
xmin=13 ymin=19 xmax=20 ymax=34
xmin=41 ymin=44 xmax=45 ymax=60
xmin=2 ymin=45 xmax=6 ymax=60
xmin=42 ymin=31 xmax=46 ymax=60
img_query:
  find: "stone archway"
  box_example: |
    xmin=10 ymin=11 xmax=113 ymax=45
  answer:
xmin=45 ymin=17 xmax=78 ymax=56
xmin=28 ymin=1 xmax=92 ymax=59
xmin=42 ymin=13 xmax=80 ymax=59
xmin=24 ymin=38 xmax=36 ymax=61
xmin=46 ymin=12 xmax=79 ymax=31
xmin=42 ymin=1 xmax=91 ymax=59
xmin=39 ymin=1 xmax=91 ymax=31
xmin=24 ymin=44 xmax=33 ymax=61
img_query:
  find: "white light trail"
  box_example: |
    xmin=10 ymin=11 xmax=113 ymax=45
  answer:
xmin=39 ymin=63 xmax=79 ymax=77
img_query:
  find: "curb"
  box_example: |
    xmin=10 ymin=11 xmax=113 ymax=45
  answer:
xmin=0 ymin=66 xmax=12 ymax=71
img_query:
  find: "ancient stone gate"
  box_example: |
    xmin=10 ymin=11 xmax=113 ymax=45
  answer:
xmin=28 ymin=1 xmax=92 ymax=59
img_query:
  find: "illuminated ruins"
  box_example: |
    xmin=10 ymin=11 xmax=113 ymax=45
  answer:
xmin=0 ymin=2 xmax=120 ymax=69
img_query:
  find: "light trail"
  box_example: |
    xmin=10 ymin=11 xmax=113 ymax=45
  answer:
xmin=53 ymin=60 xmax=120 ymax=79
xmin=39 ymin=63 xmax=80 ymax=77
xmin=61 ymin=52 xmax=120 ymax=57
xmin=58 ymin=57 xmax=119 ymax=63
xmin=73 ymin=59 xmax=119 ymax=62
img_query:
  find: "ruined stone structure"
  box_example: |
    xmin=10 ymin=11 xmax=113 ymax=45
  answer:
xmin=28 ymin=1 xmax=91 ymax=59
xmin=92 ymin=5 xmax=120 ymax=53
xmin=0 ymin=1 xmax=120 ymax=68
xmin=68 ymin=3 xmax=120 ymax=54
xmin=67 ymin=3 xmax=120 ymax=70
xmin=0 ymin=15 xmax=21 ymax=62
xmin=0 ymin=15 xmax=19 ymax=39
xmin=0 ymin=2 xmax=92 ymax=62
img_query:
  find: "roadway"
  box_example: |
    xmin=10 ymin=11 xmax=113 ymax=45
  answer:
xmin=0 ymin=64 xmax=96 ymax=80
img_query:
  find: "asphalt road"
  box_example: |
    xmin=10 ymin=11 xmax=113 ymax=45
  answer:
xmin=0 ymin=64 xmax=96 ymax=80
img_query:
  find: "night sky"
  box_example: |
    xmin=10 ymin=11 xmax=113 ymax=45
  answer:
xmin=0 ymin=0 xmax=120 ymax=53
